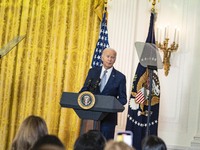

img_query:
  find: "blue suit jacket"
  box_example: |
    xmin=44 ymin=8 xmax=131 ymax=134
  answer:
xmin=80 ymin=66 xmax=127 ymax=126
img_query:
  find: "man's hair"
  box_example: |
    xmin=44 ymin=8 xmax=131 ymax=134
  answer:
xmin=74 ymin=130 xmax=106 ymax=150
xmin=142 ymin=135 xmax=167 ymax=150
xmin=31 ymin=134 xmax=65 ymax=150
xmin=101 ymin=48 xmax=117 ymax=57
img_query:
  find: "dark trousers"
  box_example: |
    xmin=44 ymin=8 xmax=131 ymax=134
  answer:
xmin=100 ymin=123 xmax=115 ymax=140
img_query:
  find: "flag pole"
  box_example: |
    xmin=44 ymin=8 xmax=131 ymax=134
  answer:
xmin=146 ymin=66 xmax=156 ymax=136
xmin=126 ymin=1 xmax=161 ymax=149
xmin=145 ymin=0 xmax=160 ymax=137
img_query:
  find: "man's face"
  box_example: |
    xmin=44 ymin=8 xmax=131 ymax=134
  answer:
xmin=101 ymin=49 xmax=116 ymax=69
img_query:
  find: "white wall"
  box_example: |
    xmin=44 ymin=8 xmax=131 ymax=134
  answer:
xmin=107 ymin=0 xmax=200 ymax=149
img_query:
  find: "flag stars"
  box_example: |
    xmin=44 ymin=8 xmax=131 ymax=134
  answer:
xmin=127 ymin=115 xmax=157 ymax=127
xmin=91 ymin=13 xmax=109 ymax=67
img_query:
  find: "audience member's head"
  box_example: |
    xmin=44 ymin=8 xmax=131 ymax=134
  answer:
xmin=142 ymin=135 xmax=167 ymax=150
xmin=74 ymin=130 xmax=106 ymax=150
xmin=104 ymin=140 xmax=135 ymax=150
xmin=31 ymin=134 xmax=65 ymax=150
xmin=11 ymin=115 xmax=48 ymax=150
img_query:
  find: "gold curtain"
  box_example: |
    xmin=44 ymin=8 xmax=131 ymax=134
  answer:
xmin=0 ymin=0 xmax=104 ymax=149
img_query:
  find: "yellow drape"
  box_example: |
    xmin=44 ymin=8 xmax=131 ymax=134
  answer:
xmin=0 ymin=0 xmax=104 ymax=149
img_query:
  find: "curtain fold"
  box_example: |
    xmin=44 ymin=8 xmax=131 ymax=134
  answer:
xmin=0 ymin=0 xmax=104 ymax=149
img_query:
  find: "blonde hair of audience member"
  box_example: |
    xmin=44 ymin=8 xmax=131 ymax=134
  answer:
xmin=11 ymin=115 xmax=48 ymax=150
xmin=104 ymin=140 xmax=135 ymax=150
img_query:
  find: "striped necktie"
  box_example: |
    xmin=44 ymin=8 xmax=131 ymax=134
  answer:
xmin=100 ymin=70 xmax=107 ymax=92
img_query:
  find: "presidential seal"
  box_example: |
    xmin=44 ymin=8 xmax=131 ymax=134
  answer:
xmin=78 ymin=91 xmax=95 ymax=109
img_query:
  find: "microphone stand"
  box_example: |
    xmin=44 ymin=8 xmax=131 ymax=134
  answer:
xmin=134 ymin=41 xmax=163 ymax=137
xmin=89 ymin=78 xmax=101 ymax=130
xmin=146 ymin=65 xmax=156 ymax=136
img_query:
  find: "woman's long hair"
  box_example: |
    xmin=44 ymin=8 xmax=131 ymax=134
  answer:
xmin=11 ymin=115 xmax=48 ymax=150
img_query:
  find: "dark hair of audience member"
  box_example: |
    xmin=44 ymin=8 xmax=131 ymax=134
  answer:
xmin=74 ymin=130 xmax=106 ymax=150
xmin=142 ymin=135 xmax=167 ymax=150
xmin=11 ymin=115 xmax=48 ymax=150
xmin=31 ymin=134 xmax=65 ymax=150
xmin=104 ymin=140 xmax=135 ymax=150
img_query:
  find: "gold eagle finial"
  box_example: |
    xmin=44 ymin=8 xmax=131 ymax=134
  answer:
xmin=149 ymin=0 xmax=160 ymax=13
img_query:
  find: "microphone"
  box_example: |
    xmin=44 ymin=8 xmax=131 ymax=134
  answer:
xmin=93 ymin=78 xmax=101 ymax=89
xmin=90 ymin=78 xmax=101 ymax=93
xmin=86 ymin=78 xmax=93 ymax=90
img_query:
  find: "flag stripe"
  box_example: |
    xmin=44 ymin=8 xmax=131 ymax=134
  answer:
xmin=135 ymin=91 xmax=145 ymax=104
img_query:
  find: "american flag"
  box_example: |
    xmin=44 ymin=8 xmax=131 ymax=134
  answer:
xmin=91 ymin=12 xmax=109 ymax=67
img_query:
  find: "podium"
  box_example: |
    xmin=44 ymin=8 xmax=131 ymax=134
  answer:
xmin=60 ymin=92 xmax=124 ymax=120
xmin=60 ymin=92 xmax=125 ymax=132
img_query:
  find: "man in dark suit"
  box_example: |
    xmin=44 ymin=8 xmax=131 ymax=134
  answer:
xmin=80 ymin=48 xmax=127 ymax=140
